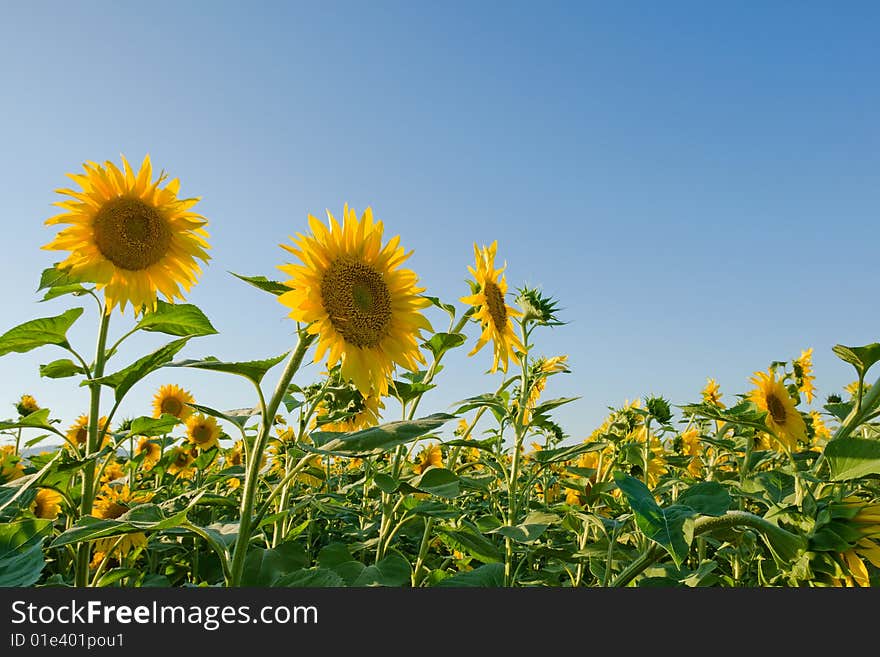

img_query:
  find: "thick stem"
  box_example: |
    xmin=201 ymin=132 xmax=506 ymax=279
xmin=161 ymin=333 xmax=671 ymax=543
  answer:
xmin=228 ymin=331 xmax=315 ymax=586
xmin=75 ymin=310 xmax=110 ymax=587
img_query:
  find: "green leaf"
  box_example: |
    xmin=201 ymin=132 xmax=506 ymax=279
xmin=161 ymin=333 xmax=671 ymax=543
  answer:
xmin=422 ymin=333 xmax=466 ymax=359
xmin=435 ymin=563 xmax=504 ymax=587
xmin=42 ymin=284 xmax=90 ymax=302
xmin=0 ymin=408 xmax=54 ymax=432
xmin=275 ymin=568 xmax=346 ymax=587
xmin=413 ymin=468 xmax=461 ymax=498
xmin=614 ymin=472 xmax=694 ymax=567
xmin=373 ymin=473 xmax=400 ymax=495
xmin=37 ymin=264 xmax=85 ymax=290
xmin=825 ymin=438 xmax=880 ymax=481
xmin=408 ymin=501 xmax=461 ymax=518
xmin=317 ymin=413 xmax=456 ymax=457
xmin=128 ymin=414 xmax=180 ymax=437
xmin=530 ymin=396 xmax=580 ymax=417
xmin=134 ymin=300 xmax=218 ymax=338
xmin=824 ymin=401 xmax=854 ymax=422
xmin=0 ymin=519 xmax=53 ymax=586
xmin=491 ymin=511 xmax=558 ymax=544
xmin=679 ymin=400 xmax=769 ymax=433
xmin=677 ymin=482 xmax=731 ymax=517
xmin=241 ymin=542 xmax=309 ymax=586
xmin=351 ymin=554 xmax=411 ymax=587
xmin=534 ymin=442 xmax=604 ymax=466
xmin=454 ymin=393 xmax=509 ymax=418
xmin=438 ymin=525 xmax=502 ymax=563
xmin=423 ymin=295 xmax=457 ymax=321
xmin=389 ymin=380 xmax=436 ymax=404
xmin=39 ymin=358 xmax=85 ymax=379
xmin=833 ymin=343 xmax=880 ymax=379
xmin=0 ymin=308 xmax=84 ymax=357
xmin=186 ymin=403 xmax=260 ymax=430
xmin=231 ymin=272 xmax=290 ymax=296
xmin=90 ymin=338 xmax=190 ymax=403
xmin=50 ymin=504 xmax=188 ymax=548
xmin=168 ymin=352 xmax=289 ymax=387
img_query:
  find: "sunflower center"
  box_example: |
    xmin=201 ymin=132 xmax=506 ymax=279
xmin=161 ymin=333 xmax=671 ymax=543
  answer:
xmin=190 ymin=424 xmax=214 ymax=445
xmin=75 ymin=427 xmax=87 ymax=445
xmin=93 ymin=197 xmax=171 ymax=271
xmin=320 ymin=258 xmax=392 ymax=348
xmin=484 ymin=281 xmax=508 ymax=328
xmin=160 ymin=397 xmax=183 ymax=417
xmin=766 ymin=393 xmax=787 ymax=424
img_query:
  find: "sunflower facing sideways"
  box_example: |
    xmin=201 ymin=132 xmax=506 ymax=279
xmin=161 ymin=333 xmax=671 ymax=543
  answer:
xmin=277 ymin=205 xmax=432 ymax=397
xmin=43 ymin=155 xmax=210 ymax=314
xmin=748 ymin=369 xmax=807 ymax=451
xmin=461 ymin=241 xmax=524 ymax=373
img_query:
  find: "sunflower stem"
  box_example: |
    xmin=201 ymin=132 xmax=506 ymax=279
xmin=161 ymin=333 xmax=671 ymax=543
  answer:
xmin=228 ymin=330 xmax=315 ymax=586
xmin=505 ymin=319 xmax=531 ymax=586
xmin=75 ymin=310 xmax=111 ymax=587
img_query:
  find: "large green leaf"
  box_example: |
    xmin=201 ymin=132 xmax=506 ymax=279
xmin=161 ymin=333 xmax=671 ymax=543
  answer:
xmin=534 ymin=441 xmax=605 ymax=466
xmin=825 ymin=438 xmax=880 ymax=481
xmin=422 ymin=333 xmax=466 ymax=359
xmin=438 ymin=525 xmax=502 ymax=563
xmin=351 ymin=554 xmax=411 ymax=587
xmin=677 ymin=482 xmax=731 ymax=517
xmin=413 ymin=468 xmax=461 ymax=498
xmin=231 ymin=272 xmax=290 ymax=296
xmin=435 ymin=563 xmax=504 ymax=587
xmin=679 ymin=400 xmax=769 ymax=433
xmin=168 ymin=352 xmax=289 ymax=387
xmin=0 ymin=408 xmax=55 ymax=432
xmin=134 ymin=300 xmax=218 ymax=338
xmin=90 ymin=338 xmax=191 ymax=402
xmin=833 ymin=343 xmax=880 ymax=379
xmin=491 ymin=511 xmax=559 ymax=544
xmin=241 ymin=542 xmax=309 ymax=586
xmin=128 ymin=414 xmax=180 ymax=436
xmin=50 ymin=504 xmax=189 ymax=548
xmin=0 ymin=308 xmax=84 ymax=357
xmin=0 ymin=519 xmax=53 ymax=586
xmin=317 ymin=413 xmax=456 ymax=457
xmin=37 ymin=265 xmax=89 ymax=301
xmin=614 ymin=472 xmax=694 ymax=567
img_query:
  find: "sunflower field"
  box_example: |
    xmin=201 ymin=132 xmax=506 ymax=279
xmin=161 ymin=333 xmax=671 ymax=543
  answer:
xmin=1 ymin=156 xmax=879 ymax=589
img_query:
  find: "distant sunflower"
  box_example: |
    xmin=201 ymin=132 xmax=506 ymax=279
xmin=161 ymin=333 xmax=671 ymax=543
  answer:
xmin=167 ymin=446 xmax=196 ymax=477
xmin=64 ymin=414 xmax=110 ymax=452
xmin=185 ymin=414 xmax=221 ymax=450
xmin=0 ymin=445 xmax=24 ymax=483
xmin=277 ymin=205 xmax=432 ymax=397
xmin=135 ymin=437 xmax=161 ymax=471
xmin=460 ymin=241 xmax=524 ymax=373
xmin=701 ymin=378 xmax=724 ymax=408
xmin=748 ymin=370 xmax=806 ymax=451
xmin=413 ymin=443 xmax=443 ymax=475
xmin=43 ymin=155 xmax=210 ymax=314
xmin=31 ymin=488 xmax=64 ymax=520
xmin=152 ymin=384 xmax=195 ymax=420
xmin=317 ymin=392 xmax=384 ymax=433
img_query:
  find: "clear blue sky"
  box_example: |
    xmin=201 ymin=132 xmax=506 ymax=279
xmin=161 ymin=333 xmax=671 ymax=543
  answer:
xmin=1 ymin=1 xmax=878 ymax=446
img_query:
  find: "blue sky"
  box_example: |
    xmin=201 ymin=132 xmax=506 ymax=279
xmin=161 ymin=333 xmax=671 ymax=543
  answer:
xmin=1 ymin=1 xmax=878 ymax=446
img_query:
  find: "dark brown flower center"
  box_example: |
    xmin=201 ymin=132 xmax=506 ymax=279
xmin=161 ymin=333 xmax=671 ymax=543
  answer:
xmin=484 ymin=280 xmax=507 ymax=329
xmin=320 ymin=258 xmax=392 ymax=348
xmin=93 ymin=197 xmax=171 ymax=270
xmin=190 ymin=424 xmax=214 ymax=445
xmin=160 ymin=397 xmax=183 ymax=417
xmin=766 ymin=393 xmax=787 ymax=424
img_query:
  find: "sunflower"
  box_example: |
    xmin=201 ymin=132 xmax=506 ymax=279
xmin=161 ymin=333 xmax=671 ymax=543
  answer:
xmin=64 ymin=414 xmax=110 ymax=452
xmin=679 ymin=428 xmax=704 ymax=478
xmin=413 ymin=443 xmax=443 ymax=475
xmin=15 ymin=394 xmax=40 ymax=417
xmin=810 ymin=411 xmax=833 ymax=449
xmin=31 ymin=488 xmax=64 ymax=520
xmin=277 ymin=205 xmax=432 ymax=397
xmin=460 ymin=241 xmax=524 ymax=373
xmin=793 ymin=348 xmax=816 ymax=404
xmin=100 ymin=458 xmax=126 ymax=484
xmin=748 ymin=369 xmax=807 ymax=451
xmin=314 ymin=390 xmax=384 ymax=433
xmin=184 ymin=413 xmax=221 ymax=451
xmin=152 ymin=384 xmax=195 ymax=420
xmin=0 ymin=445 xmax=24 ymax=483
xmin=88 ymin=488 xmax=149 ymax=565
xmin=135 ymin=437 xmax=161 ymax=471
xmin=522 ymin=355 xmax=569 ymax=423
xmin=43 ymin=155 xmax=210 ymax=314
xmin=167 ymin=446 xmax=196 ymax=477
xmin=701 ymin=378 xmax=724 ymax=408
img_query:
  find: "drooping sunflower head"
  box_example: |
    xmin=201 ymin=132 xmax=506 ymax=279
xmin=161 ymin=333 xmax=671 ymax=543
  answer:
xmin=15 ymin=394 xmax=40 ymax=417
xmin=413 ymin=443 xmax=443 ymax=475
xmin=31 ymin=488 xmax=64 ymax=520
xmin=43 ymin=155 xmax=210 ymax=314
xmin=92 ymin=484 xmax=150 ymax=520
xmin=748 ymin=369 xmax=807 ymax=452
xmin=277 ymin=205 xmax=432 ymax=397
xmin=152 ymin=384 xmax=195 ymax=420
xmin=793 ymin=348 xmax=816 ymax=404
xmin=678 ymin=428 xmax=702 ymax=458
xmin=460 ymin=241 xmax=524 ymax=373
xmin=0 ymin=445 xmax=24 ymax=483
xmin=701 ymin=378 xmax=724 ymax=407
xmin=185 ymin=414 xmax=221 ymax=451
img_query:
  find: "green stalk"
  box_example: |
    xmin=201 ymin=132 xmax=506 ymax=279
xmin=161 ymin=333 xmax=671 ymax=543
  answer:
xmin=75 ymin=310 xmax=110 ymax=587
xmin=228 ymin=331 xmax=315 ymax=586
xmin=505 ymin=320 xmax=530 ymax=586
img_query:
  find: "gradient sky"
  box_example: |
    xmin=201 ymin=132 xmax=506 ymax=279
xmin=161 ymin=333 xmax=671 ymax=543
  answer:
xmin=1 ymin=1 xmax=878 ymax=447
